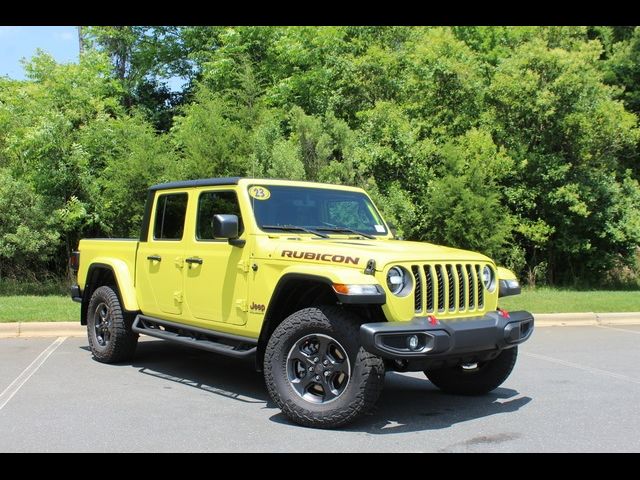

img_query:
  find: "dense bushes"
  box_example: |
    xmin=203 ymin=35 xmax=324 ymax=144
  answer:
xmin=1 ymin=26 xmax=639 ymax=287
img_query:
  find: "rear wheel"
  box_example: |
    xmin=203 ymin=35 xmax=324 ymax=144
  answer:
xmin=87 ymin=285 xmax=138 ymax=363
xmin=264 ymin=305 xmax=385 ymax=428
xmin=425 ymin=347 xmax=518 ymax=395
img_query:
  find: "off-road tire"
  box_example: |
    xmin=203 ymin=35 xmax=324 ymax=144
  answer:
xmin=87 ymin=285 xmax=138 ymax=363
xmin=264 ymin=305 xmax=385 ymax=428
xmin=425 ymin=346 xmax=518 ymax=395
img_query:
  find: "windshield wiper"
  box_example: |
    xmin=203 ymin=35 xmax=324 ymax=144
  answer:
xmin=262 ymin=224 xmax=329 ymax=238
xmin=316 ymin=226 xmax=376 ymax=240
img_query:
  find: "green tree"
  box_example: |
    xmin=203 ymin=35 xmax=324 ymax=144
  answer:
xmin=81 ymin=113 xmax=177 ymax=237
xmin=2 ymin=26 xmax=639 ymax=288
xmin=402 ymin=28 xmax=486 ymax=138
xmin=487 ymin=39 xmax=640 ymax=283
xmin=0 ymin=169 xmax=59 ymax=279
xmin=604 ymin=27 xmax=640 ymax=120
xmin=84 ymin=26 xmax=196 ymax=129
xmin=418 ymin=129 xmax=515 ymax=260
xmin=170 ymin=88 xmax=253 ymax=179
xmin=250 ymin=112 xmax=305 ymax=180
xmin=0 ymin=51 xmax=170 ymax=275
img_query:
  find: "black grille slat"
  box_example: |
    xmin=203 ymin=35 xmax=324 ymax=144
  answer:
xmin=466 ymin=264 xmax=475 ymax=310
xmin=436 ymin=265 xmax=445 ymax=312
xmin=475 ymin=264 xmax=484 ymax=308
xmin=424 ymin=266 xmax=434 ymax=312
xmin=412 ymin=265 xmax=422 ymax=313
xmin=446 ymin=264 xmax=455 ymax=311
xmin=456 ymin=264 xmax=465 ymax=310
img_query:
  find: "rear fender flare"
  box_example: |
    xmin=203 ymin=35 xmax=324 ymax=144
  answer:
xmin=84 ymin=259 xmax=139 ymax=312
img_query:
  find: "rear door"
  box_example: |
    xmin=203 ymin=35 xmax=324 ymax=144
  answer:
xmin=136 ymin=191 xmax=189 ymax=317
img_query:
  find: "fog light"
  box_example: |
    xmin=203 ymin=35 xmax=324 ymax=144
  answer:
xmin=407 ymin=335 xmax=420 ymax=351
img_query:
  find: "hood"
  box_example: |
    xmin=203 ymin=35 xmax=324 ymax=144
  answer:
xmin=260 ymin=236 xmax=493 ymax=270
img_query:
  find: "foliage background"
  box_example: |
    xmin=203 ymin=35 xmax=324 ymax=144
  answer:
xmin=1 ymin=26 xmax=639 ymax=289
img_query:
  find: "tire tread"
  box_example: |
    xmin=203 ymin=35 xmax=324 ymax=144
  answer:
xmin=87 ymin=285 xmax=138 ymax=363
xmin=264 ymin=306 xmax=384 ymax=428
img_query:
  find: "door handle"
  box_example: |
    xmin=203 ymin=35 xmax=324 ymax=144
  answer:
xmin=185 ymin=257 xmax=203 ymax=265
xmin=147 ymin=255 xmax=162 ymax=262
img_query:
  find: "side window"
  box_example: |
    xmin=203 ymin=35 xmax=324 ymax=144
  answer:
xmin=196 ymin=191 xmax=244 ymax=240
xmin=153 ymin=193 xmax=188 ymax=240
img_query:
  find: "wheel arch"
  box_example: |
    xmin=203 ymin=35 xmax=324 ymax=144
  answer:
xmin=256 ymin=273 xmax=385 ymax=370
xmin=81 ymin=262 xmax=138 ymax=325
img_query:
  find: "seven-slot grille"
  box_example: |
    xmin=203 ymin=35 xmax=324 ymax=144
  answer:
xmin=412 ymin=263 xmax=486 ymax=314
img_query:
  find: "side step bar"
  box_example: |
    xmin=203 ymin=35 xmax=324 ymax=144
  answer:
xmin=132 ymin=314 xmax=257 ymax=359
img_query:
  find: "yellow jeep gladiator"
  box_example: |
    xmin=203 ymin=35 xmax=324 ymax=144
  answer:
xmin=70 ymin=177 xmax=533 ymax=428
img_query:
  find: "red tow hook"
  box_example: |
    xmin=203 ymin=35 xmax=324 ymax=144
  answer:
xmin=498 ymin=308 xmax=510 ymax=319
xmin=428 ymin=315 xmax=439 ymax=325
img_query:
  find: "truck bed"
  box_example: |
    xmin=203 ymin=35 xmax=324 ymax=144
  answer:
xmin=77 ymin=238 xmax=139 ymax=291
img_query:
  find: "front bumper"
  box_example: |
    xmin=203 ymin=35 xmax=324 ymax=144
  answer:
xmin=360 ymin=310 xmax=534 ymax=360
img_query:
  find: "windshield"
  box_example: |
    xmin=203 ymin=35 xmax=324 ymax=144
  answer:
xmin=248 ymin=185 xmax=388 ymax=236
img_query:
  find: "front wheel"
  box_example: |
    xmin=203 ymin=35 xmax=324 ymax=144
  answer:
xmin=264 ymin=306 xmax=385 ymax=428
xmin=424 ymin=347 xmax=518 ymax=396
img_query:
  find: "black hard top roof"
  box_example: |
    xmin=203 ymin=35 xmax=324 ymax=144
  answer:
xmin=148 ymin=177 xmax=361 ymax=192
xmin=148 ymin=177 xmax=242 ymax=191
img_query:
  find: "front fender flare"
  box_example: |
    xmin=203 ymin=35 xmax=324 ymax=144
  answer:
xmin=277 ymin=264 xmax=380 ymax=286
xmin=268 ymin=265 xmax=385 ymax=310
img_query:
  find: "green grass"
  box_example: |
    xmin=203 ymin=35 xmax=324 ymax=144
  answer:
xmin=0 ymin=296 xmax=79 ymax=322
xmin=0 ymin=288 xmax=639 ymax=322
xmin=500 ymin=288 xmax=640 ymax=313
xmin=0 ymin=278 xmax=68 ymax=296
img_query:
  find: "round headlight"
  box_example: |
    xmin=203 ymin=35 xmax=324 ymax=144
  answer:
xmin=386 ymin=266 xmax=411 ymax=296
xmin=482 ymin=265 xmax=496 ymax=292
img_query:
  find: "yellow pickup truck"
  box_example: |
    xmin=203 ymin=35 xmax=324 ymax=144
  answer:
xmin=70 ymin=177 xmax=533 ymax=428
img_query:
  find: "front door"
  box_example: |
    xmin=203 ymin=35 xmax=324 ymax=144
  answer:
xmin=183 ymin=189 xmax=249 ymax=326
xmin=136 ymin=191 xmax=189 ymax=317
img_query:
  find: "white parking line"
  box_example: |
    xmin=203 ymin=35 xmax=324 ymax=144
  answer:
xmin=523 ymin=351 xmax=640 ymax=386
xmin=597 ymin=325 xmax=640 ymax=335
xmin=0 ymin=337 xmax=66 ymax=411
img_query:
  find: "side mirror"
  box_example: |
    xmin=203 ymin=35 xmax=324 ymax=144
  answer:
xmin=213 ymin=214 xmax=244 ymax=246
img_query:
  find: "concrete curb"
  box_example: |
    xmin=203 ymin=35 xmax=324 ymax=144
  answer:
xmin=1 ymin=312 xmax=640 ymax=338
xmin=0 ymin=322 xmax=84 ymax=338
xmin=0 ymin=323 xmax=19 ymax=338
xmin=535 ymin=312 xmax=640 ymax=327
xmin=535 ymin=313 xmax=599 ymax=327
xmin=597 ymin=312 xmax=640 ymax=325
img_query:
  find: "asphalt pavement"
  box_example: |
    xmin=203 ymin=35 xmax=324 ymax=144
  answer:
xmin=1 ymin=324 xmax=639 ymax=452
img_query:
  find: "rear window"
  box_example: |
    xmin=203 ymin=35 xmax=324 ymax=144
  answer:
xmin=153 ymin=193 xmax=188 ymax=240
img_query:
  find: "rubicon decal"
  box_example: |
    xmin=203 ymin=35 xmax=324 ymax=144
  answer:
xmin=281 ymin=250 xmax=360 ymax=265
